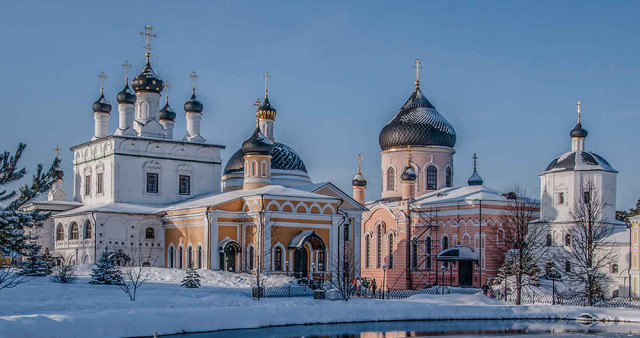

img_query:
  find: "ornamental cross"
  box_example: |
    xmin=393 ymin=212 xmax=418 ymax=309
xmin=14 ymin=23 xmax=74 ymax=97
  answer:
xmin=164 ymin=81 xmax=171 ymax=100
xmin=53 ymin=145 xmax=61 ymax=158
xmin=413 ymin=59 xmax=422 ymax=85
xmin=263 ymin=72 xmax=271 ymax=97
xmin=97 ymin=71 xmax=107 ymax=93
xmin=122 ymin=60 xmax=132 ymax=81
xmin=140 ymin=23 xmax=157 ymax=56
xmin=473 ymin=153 xmax=478 ymax=171
xmin=576 ymin=100 xmax=582 ymax=123
xmin=190 ymin=71 xmax=199 ymax=90
xmin=357 ymin=154 xmax=363 ymax=173
xmin=407 ymin=146 xmax=413 ymax=164
xmin=253 ymin=98 xmax=262 ymax=108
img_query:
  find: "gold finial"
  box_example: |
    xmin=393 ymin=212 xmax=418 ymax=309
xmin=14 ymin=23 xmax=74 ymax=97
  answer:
xmin=53 ymin=145 xmax=61 ymax=159
xmin=97 ymin=71 xmax=107 ymax=94
xmin=413 ymin=59 xmax=422 ymax=88
xmin=140 ymin=23 xmax=157 ymax=60
xmin=253 ymin=98 xmax=262 ymax=108
xmin=263 ymin=72 xmax=271 ymax=98
xmin=357 ymin=153 xmax=363 ymax=174
xmin=164 ymin=81 xmax=171 ymax=103
xmin=406 ymin=146 xmax=413 ymax=165
xmin=189 ymin=71 xmax=199 ymax=95
xmin=576 ymin=100 xmax=582 ymax=123
xmin=122 ymin=60 xmax=132 ymax=83
xmin=473 ymin=152 xmax=478 ymax=172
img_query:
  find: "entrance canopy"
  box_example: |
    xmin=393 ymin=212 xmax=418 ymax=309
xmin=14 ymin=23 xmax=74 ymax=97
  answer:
xmin=219 ymin=239 xmax=241 ymax=253
xmin=436 ymin=245 xmax=478 ymax=262
xmin=288 ymin=230 xmax=325 ymax=250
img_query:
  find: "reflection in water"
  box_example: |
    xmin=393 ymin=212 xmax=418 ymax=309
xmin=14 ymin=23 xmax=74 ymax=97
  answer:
xmin=172 ymin=320 xmax=640 ymax=337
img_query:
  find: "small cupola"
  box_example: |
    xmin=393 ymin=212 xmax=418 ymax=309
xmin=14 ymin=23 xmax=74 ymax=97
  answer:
xmin=401 ymin=166 xmax=417 ymax=181
xmin=92 ymin=93 xmax=112 ymax=113
xmin=242 ymin=127 xmax=274 ymax=155
xmin=116 ymin=82 xmax=136 ymax=105
xmin=184 ymin=90 xmax=204 ymax=113
xmin=467 ymin=153 xmax=483 ymax=186
xmin=132 ymin=24 xmax=164 ymax=94
xmin=159 ymin=98 xmax=176 ymax=121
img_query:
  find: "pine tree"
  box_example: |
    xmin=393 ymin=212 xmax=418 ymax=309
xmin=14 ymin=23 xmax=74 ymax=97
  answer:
xmin=181 ymin=267 xmax=201 ymax=288
xmin=90 ymin=250 xmax=123 ymax=285
xmin=41 ymin=248 xmax=54 ymax=275
xmin=19 ymin=244 xmax=52 ymax=276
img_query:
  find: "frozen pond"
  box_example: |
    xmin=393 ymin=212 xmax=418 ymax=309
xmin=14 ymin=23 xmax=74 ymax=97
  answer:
xmin=173 ymin=319 xmax=640 ymax=337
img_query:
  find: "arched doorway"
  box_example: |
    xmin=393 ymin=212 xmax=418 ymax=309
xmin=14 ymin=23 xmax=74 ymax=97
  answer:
xmin=293 ymin=247 xmax=308 ymax=278
xmin=219 ymin=240 xmax=242 ymax=272
xmin=288 ymin=230 xmax=326 ymax=280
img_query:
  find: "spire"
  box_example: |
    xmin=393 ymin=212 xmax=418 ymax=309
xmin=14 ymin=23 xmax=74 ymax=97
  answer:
xmin=256 ymin=73 xmax=276 ymax=120
xmin=357 ymin=153 xmax=363 ymax=174
xmin=401 ymin=146 xmax=417 ymax=181
xmin=122 ymin=60 xmax=132 ymax=84
xmin=140 ymin=23 xmax=156 ymax=63
xmin=263 ymin=72 xmax=271 ymax=98
xmin=190 ymin=71 xmax=198 ymax=96
xmin=576 ymin=100 xmax=582 ymax=124
xmin=570 ymin=100 xmax=588 ymax=139
xmin=117 ymin=61 xmax=136 ymax=104
xmin=413 ymin=59 xmax=422 ymax=89
xmin=468 ymin=152 xmax=483 ymax=186
xmin=93 ymin=72 xmax=111 ymax=113
xmin=352 ymin=153 xmax=367 ymax=187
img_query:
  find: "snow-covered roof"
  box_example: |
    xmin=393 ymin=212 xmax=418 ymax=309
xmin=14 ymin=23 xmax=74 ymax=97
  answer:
xmin=437 ymin=246 xmax=478 ymax=261
xmin=605 ymin=225 xmax=630 ymax=243
xmin=288 ymin=230 xmax=325 ymax=249
xmin=543 ymin=150 xmax=617 ymax=174
xmin=293 ymin=182 xmax=368 ymax=211
xmin=412 ymin=185 xmax=509 ymax=206
xmin=54 ymin=202 xmax=164 ymax=217
xmin=168 ymin=184 xmax=340 ymax=211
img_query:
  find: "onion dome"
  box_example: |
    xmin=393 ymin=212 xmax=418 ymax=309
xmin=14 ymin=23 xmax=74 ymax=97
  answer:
xmin=352 ymin=172 xmax=367 ymax=186
xmin=379 ymin=86 xmax=456 ymax=150
xmin=132 ymin=59 xmax=164 ymax=93
xmin=570 ymin=122 xmax=588 ymax=138
xmin=184 ymin=90 xmax=204 ymax=113
xmin=159 ymin=99 xmax=176 ymax=121
xmin=92 ymin=93 xmax=111 ymax=113
xmin=224 ymin=142 xmax=307 ymax=175
xmin=544 ymin=151 xmax=616 ymax=173
xmin=468 ymin=153 xmax=483 ymax=186
xmin=256 ymin=96 xmax=277 ymax=120
xmin=242 ymin=127 xmax=274 ymax=155
xmin=401 ymin=165 xmax=417 ymax=181
xmin=116 ymin=82 xmax=136 ymax=104
xmin=54 ymin=166 xmax=64 ymax=180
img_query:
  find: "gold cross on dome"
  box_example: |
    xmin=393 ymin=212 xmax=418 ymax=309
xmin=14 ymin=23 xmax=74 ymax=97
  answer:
xmin=53 ymin=145 xmax=61 ymax=158
xmin=473 ymin=153 xmax=478 ymax=171
xmin=97 ymin=71 xmax=107 ymax=94
xmin=190 ymin=71 xmax=199 ymax=89
xmin=253 ymin=98 xmax=262 ymax=108
xmin=164 ymin=81 xmax=171 ymax=101
xmin=413 ymin=59 xmax=422 ymax=87
xmin=357 ymin=154 xmax=363 ymax=173
xmin=407 ymin=146 xmax=413 ymax=164
xmin=140 ymin=23 xmax=157 ymax=57
xmin=122 ymin=60 xmax=132 ymax=81
xmin=263 ymin=72 xmax=271 ymax=97
xmin=576 ymin=100 xmax=582 ymax=123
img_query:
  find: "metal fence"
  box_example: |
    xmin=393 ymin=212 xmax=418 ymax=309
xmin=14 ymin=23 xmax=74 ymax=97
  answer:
xmin=325 ymin=286 xmax=482 ymax=301
xmin=253 ymin=284 xmax=314 ymax=299
xmin=501 ymin=290 xmax=640 ymax=309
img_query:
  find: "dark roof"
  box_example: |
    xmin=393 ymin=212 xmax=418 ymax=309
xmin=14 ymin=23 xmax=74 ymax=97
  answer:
xmin=544 ymin=151 xmax=617 ymax=173
xmin=352 ymin=173 xmax=367 ymax=186
xmin=379 ymin=87 xmax=456 ymax=150
xmin=256 ymin=96 xmax=277 ymax=120
xmin=159 ymin=101 xmax=176 ymax=121
xmin=467 ymin=170 xmax=483 ymax=186
xmin=242 ymin=127 xmax=274 ymax=155
xmin=224 ymin=142 xmax=307 ymax=174
xmin=116 ymin=83 xmax=136 ymax=104
xmin=184 ymin=91 xmax=204 ymax=113
xmin=401 ymin=165 xmax=417 ymax=181
xmin=132 ymin=59 xmax=164 ymax=93
xmin=570 ymin=122 xmax=588 ymax=138
xmin=92 ymin=93 xmax=111 ymax=113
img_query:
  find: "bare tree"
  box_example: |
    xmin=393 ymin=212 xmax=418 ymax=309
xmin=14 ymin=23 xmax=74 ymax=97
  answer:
xmin=563 ymin=180 xmax=615 ymax=305
xmin=0 ymin=255 xmax=27 ymax=290
xmin=328 ymin=246 xmax=359 ymax=301
xmin=118 ymin=234 xmax=156 ymax=301
xmin=496 ymin=188 xmax=546 ymax=305
xmin=50 ymin=255 xmax=77 ymax=284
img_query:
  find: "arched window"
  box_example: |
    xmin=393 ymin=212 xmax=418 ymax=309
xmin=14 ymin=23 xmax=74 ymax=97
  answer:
xmin=497 ymin=229 xmax=505 ymax=244
xmin=546 ymin=233 xmax=552 ymax=247
xmin=376 ymin=224 xmax=383 ymax=268
xmin=70 ymin=222 xmax=79 ymax=240
xmin=425 ymin=236 xmax=432 ymax=269
xmin=56 ymin=224 xmax=64 ymax=241
xmin=178 ymin=247 xmax=184 ymax=269
xmin=365 ymin=235 xmax=371 ymax=268
xmin=168 ymin=247 xmax=174 ymax=268
xmin=427 ymin=166 xmax=437 ymax=190
xmin=565 ymin=260 xmax=571 ymax=273
xmin=388 ymin=234 xmax=394 ymax=269
xmin=188 ymin=246 xmax=193 ymax=268
xmin=84 ymin=221 xmax=92 ymax=239
xmin=252 ymin=161 xmax=258 ymax=177
xmin=611 ymin=264 xmax=619 ymax=274
xmin=249 ymin=246 xmax=255 ymax=270
xmin=145 ymin=227 xmax=155 ymax=240
xmin=411 ymin=242 xmax=418 ymax=269
xmin=386 ymin=167 xmax=395 ymax=191
xmin=274 ymin=247 xmax=283 ymax=271
xmin=445 ymin=167 xmax=452 ymax=187
xmin=564 ymin=234 xmax=571 ymax=247
xmin=441 ymin=235 xmax=449 ymax=251
xmin=197 ymin=246 xmax=203 ymax=269
xmin=261 ymin=161 xmax=268 ymax=177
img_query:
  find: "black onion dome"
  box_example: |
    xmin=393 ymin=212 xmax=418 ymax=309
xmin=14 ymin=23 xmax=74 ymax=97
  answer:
xmin=116 ymin=83 xmax=136 ymax=104
xmin=159 ymin=101 xmax=176 ymax=121
xmin=467 ymin=170 xmax=483 ymax=186
xmin=132 ymin=59 xmax=164 ymax=93
xmin=224 ymin=142 xmax=307 ymax=175
xmin=352 ymin=173 xmax=367 ymax=186
xmin=256 ymin=96 xmax=277 ymax=120
xmin=379 ymin=88 xmax=456 ymax=150
xmin=401 ymin=166 xmax=417 ymax=181
xmin=184 ymin=92 xmax=204 ymax=113
xmin=54 ymin=166 xmax=64 ymax=179
xmin=544 ymin=151 xmax=617 ymax=173
xmin=92 ymin=93 xmax=112 ymax=113
xmin=570 ymin=122 xmax=588 ymax=138
xmin=241 ymin=127 xmax=274 ymax=155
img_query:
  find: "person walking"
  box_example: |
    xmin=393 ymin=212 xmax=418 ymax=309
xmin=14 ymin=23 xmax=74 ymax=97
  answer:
xmin=356 ymin=277 xmax=362 ymax=297
xmin=362 ymin=278 xmax=369 ymax=297
xmin=372 ymin=278 xmax=377 ymax=298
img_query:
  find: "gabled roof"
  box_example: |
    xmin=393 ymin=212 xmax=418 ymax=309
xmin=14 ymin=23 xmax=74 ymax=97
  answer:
xmin=412 ymin=185 xmax=509 ymax=206
xmin=54 ymin=202 xmax=163 ymax=217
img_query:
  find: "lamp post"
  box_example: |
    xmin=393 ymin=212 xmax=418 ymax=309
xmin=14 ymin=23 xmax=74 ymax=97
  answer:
xmin=75 ymin=248 xmax=79 ymax=265
xmin=286 ymin=260 xmax=290 ymax=276
xmin=382 ymin=264 xmax=388 ymax=300
xmin=441 ymin=263 xmax=447 ymax=294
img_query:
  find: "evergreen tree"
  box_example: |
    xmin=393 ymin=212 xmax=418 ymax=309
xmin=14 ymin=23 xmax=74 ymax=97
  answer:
xmin=19 ymin=244 xmax=52 ymax=276
xmin=90 ymin=250 xmax=123 ymax=285
xmin=41 ymin=248 xmax=54 ymax=275
xmin=181 ymin=267 xmax=201 ymax=288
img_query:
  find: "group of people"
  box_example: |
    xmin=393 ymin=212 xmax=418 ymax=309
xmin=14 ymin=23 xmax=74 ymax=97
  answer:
xmin=352 ymin=276 xmax=379 ymax=298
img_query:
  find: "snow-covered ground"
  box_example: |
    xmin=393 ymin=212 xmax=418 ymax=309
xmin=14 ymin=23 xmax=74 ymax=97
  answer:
xmin=2 ymin=267 xmax=640 ymax=338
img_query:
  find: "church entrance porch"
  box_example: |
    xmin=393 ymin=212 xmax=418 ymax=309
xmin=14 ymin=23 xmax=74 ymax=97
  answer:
xmin=219 ymin=240 xmax=242 ymax=272
xmin=437 ymin=245 xmax=477 ymax=287
xmin=288 ymin=230 xmax=327 ymax=282
xmin=293 ymin=247 xmax=308 ymax=278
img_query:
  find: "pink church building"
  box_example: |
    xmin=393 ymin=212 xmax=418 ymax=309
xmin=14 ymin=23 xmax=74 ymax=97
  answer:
xmin=354 ymin=63 xmax=538 ymax=290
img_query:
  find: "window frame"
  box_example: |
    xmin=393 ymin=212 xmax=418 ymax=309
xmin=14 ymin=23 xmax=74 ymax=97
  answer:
xmin=96 ymin=172 xmax=104 ymax=195
xmin=386 ymin=167 xmax=395 ymax=191
xmin=179 ymin=175 xmax=191 ymax=195
xmin=427 ymin=166 xmax=437 ymax=190
xmin=146 ymin=172 xmax=159 ymax=194
xmin=84 ymin=175 xmax=91 ymax=196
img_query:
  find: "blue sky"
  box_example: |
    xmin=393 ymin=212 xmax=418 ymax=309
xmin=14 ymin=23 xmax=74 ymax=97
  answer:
xmin=0 ymin=1 xmax=638 ymax=209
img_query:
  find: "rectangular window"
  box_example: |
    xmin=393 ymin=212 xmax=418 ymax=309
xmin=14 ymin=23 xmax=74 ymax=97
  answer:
xmin=344 ymin=223 xmax=350 ymax=241
xmin=97 ymin=173 xmax=104 ymax=194
xmin=557 ymin=192 xmax=565 ymax=204
xmin=84 ymin=175 xmax=91 ymax=196
xmin=179 ymin=175 xmax=191 ymax=195
xmin=146 ymin=173 xmax=159 ymax=194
